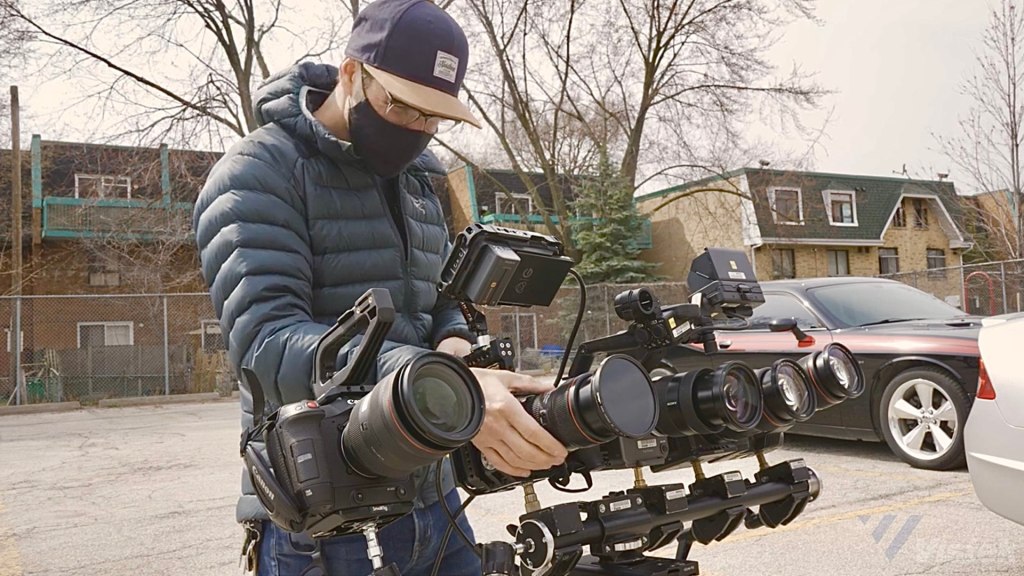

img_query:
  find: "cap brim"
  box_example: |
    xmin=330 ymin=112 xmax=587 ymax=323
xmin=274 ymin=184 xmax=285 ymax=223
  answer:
xmin=364 ymin=64 xmax=481 ymax=129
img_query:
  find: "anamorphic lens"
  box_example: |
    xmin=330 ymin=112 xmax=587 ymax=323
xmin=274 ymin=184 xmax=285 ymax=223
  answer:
xmin=756 ymin=358 xmax=816 ymax=432
xmin=522 ymin=354 xmax=659 ymax=450
xmin=342 ymin=353 xmax=485 ymax=478
xmin=798 ymin=343 xmax=864 ymax=407
xmin=656 ymin=361 xmax=764 ymax=437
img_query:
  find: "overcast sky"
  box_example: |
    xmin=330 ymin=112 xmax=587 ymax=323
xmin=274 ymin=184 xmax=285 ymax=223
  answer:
xmin=13 ymin=1 xmax=997 ymax=187
xmin=766 ymin=1 xmax=993 ymax=183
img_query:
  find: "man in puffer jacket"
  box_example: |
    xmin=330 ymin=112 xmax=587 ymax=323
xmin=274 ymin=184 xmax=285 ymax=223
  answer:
xmin=192 ymin=0 xmax=568 ymax=574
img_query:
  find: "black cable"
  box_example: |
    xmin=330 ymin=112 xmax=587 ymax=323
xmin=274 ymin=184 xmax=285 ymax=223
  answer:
xmin=431 ymin=465 xmax=477 ymax=576
xmin=435 ymin=460 xmax=482 ymax=563
xmin=554 ymin=269 xmax=587 ymax=385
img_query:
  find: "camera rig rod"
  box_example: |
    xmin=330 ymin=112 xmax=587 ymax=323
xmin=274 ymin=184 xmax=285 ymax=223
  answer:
xmin=515 ymin=460 xmax=820 ymax=576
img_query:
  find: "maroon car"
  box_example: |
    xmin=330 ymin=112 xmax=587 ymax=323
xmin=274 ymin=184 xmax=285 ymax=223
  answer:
xmin=664 ymin=276 xmax=981 ymax=470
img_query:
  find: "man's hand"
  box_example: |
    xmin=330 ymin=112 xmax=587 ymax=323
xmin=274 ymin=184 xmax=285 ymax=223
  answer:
xmin=469 ymin=368 xmax=568 ymax=477
xmin=436 ymin=336 xmax=472 ymax=357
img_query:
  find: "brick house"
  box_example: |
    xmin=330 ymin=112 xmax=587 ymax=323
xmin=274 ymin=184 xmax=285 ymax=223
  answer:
xmin=635 ymin=168 xmax=973 ymax=305
xmin=0 ymin=137 xmax=222 ymax=400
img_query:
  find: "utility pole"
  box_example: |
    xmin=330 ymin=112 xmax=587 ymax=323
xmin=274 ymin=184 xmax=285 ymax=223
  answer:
xmin=10 ymin=86 xmax=24 ymax=405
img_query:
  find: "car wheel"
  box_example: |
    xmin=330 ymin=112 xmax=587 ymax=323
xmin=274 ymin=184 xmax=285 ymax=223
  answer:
xmin=878 ymin=368 xmax=970 ymax=470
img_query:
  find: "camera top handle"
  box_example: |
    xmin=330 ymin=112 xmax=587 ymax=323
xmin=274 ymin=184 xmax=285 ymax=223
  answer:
xmin=311 ymin=288 xmax=397 ymax=405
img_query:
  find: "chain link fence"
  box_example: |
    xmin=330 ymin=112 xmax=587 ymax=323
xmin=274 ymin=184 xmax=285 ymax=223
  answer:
xmin=1 ymin=293 xmax=231 ymax=406
xmin=879 ymin=259 xmax=1024 ymax=316
xmin=1 ymin=283 xmax=691 ymax=405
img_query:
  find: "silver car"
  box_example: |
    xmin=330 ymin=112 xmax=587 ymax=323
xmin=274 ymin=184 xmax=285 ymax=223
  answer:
xmin=965 ymin=311 xmax=1024 ymax=526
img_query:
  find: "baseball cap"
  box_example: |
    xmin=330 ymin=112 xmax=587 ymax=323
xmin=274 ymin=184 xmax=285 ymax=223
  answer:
xmin=345 ymin=0 xmax=481 ymax=128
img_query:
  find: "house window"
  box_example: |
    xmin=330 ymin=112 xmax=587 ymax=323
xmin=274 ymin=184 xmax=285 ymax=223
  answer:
xmin=878 ymin=248 xmax=900 ymax=275
xmin=200 ymin=319 xmax=225 ymax=352
xmin=495 ymin=193 xmax=534 ymax=218
xmin=893 ymin=203 xmax=906 ymax=228
xmin=927 ymin=248 xmax=947 ymax=278
xmin=768 ymin=187 xmax=803 ymax=224
xmin=825 ymin=191 xmax=857 ymax=225
xmin=75 ymin=174 xmax=132 ymax=199
xmin=88 ymin=256 xmax=121 ymax=287
xmin=912 ymin=198 xmax=929 ymax=228
xmin=827 ymin=250 xmax=850 ymax=276
xmin=77 ymin=322 xmax=134 ymax=348
xmin=771 ymin=249 xmax=796 ymax=279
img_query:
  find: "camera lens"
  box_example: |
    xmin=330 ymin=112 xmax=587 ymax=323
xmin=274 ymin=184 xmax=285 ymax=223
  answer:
xmin=757 ymin=359 xmax=816 ymax=431
xmin=798 ymin=343 xmax=864 ymax=407
xmin=342 ymin=353 xmax=485 ymax=478
xmin=613 ymin=288 xmax=657 ymax=322
xmin=522 ymin=354 xmax=659 ymax=450
xmin=657 ymin=361 xmax=764 ymax=437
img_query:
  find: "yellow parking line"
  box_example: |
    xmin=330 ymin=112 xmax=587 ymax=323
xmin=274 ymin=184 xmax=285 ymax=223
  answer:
xmin=0 ymin=500 xmax=23 ymax=576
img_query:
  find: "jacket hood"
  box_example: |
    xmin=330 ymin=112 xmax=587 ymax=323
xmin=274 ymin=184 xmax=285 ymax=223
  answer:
xmin=252 ymin=62 xmax=445 ymax=175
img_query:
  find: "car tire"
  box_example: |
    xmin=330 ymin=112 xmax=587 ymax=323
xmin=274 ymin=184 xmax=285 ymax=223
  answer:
xmin=878 ymin=368 xmax=970 ymax=470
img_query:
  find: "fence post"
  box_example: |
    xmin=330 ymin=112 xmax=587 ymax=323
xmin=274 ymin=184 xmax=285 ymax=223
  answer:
xmin=1001 ymin=262 xmax=1009 ymax=315
xmin=163 ymin=296 xmax=170 ymax=395
xmin=12 ymin=297 xmax=22 ymax=405
xmin=604 ymin=285 xmax=611 ymax=337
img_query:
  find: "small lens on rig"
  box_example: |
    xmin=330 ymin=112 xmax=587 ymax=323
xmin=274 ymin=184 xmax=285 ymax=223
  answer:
xmin=342 ymin=352 xmax=485 ymax=478
xmin=521 ymin=354 xmax=659 ymax=450
xmin=756 ymin=358 xmax=817 ymax=432
xmin=613 ymin=288 xmax=658 ymax=322
xmin=656 ymin=361 xmax=764 ymax=437
xmin=798 ymin=343 xmax=864 ymax=408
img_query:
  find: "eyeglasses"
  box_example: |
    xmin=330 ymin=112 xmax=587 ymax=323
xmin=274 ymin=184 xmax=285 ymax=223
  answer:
xmin=361 ymin=68 xmax=460 ymax=135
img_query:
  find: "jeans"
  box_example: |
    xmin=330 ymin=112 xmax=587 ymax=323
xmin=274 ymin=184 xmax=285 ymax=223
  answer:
xmin=256 ymin=489 xmax=481 ymax=576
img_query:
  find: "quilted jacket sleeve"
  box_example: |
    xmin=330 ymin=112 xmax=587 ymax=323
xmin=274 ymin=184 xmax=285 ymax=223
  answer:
xmin=194 ymin=148 xmax=350 ymax=408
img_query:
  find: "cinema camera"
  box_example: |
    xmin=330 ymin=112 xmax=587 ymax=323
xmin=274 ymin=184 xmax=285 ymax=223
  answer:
xmin=238 ymin=288 xmax=486 ymax=576
xmin=433 ymin=224 xmax=864 ymax=576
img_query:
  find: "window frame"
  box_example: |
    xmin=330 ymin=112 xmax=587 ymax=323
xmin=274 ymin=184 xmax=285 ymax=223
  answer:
xmin=74 ymin=173 xmax=133 ymax=199
xmin=494 ymin=192 xmax=534 ymax=218
xmin=911 ymin=198 xmax=930 ymax=229
xmin=826 ymin=249 xmax=850 ymax=277
xmin=767 ymin=187 xmax=804 ymax=225
xmin=926 ymin=248 xmax=947 ymax=278
xmin=892 ymin=202 xmax=907 ymax=228
xmin=76 ymin=321 xmax=135 ymax=348
xmin=823 ymin=190 xmax=858 ymax=226
xmin=878 ymin=247 xmax=900 ymax=275
xmin=200 ymin=319 xmax=225 ymax=352
xmin=771 ymin=248 xmax=796 ymax=279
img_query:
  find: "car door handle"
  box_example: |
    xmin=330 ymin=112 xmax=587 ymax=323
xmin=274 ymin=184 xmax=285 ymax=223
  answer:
xmin=718 ymin=340 xmax=732 ymax=349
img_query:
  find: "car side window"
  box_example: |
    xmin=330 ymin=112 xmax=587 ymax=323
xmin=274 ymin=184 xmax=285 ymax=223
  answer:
xmin=748 ymin=293 xmax=824 ymax=330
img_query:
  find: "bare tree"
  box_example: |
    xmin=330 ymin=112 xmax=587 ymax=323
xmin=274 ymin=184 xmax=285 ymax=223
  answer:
xmin=938 ymin=0 xmax=1024 ymax=261
xmin=2 ymin=0 xmax=348 ymax=149
xmin=443 ymin=0 xmax=824 ymax=259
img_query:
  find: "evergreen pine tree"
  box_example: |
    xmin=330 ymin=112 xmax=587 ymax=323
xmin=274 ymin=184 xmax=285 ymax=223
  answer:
xmin=571 ymin=150 xmax=660 ymax=284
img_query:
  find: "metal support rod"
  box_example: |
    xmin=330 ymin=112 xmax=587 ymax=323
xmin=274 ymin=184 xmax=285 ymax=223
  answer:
xmin=523 ymin=482 xmax=541 ymax=513
xmin=633 ymin=467 xmax=647 ymax=488
xmin=756 ymin=452 xmax=769 ymax=470
xmin=163 ymin=296 xmax=170 ymax=395
xmin=1001 ymin=262 xmax=1010 ymax=314
xmin=364 ymin=526 xmax=384 ymax=571
xmin=691 ymin=461 xmax=705 ymax=481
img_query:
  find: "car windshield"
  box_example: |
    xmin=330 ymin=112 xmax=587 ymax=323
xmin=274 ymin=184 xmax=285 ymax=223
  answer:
xmin=806 ymin=282 xmax=966 ymax=328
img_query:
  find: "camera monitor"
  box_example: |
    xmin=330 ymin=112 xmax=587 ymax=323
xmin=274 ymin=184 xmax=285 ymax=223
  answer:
xmin=686 ymin=247 xmax=765 ymax=311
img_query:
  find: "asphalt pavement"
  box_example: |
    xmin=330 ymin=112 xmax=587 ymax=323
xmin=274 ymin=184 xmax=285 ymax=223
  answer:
xmin=1 ymin=400 xmax=1022 ymax=576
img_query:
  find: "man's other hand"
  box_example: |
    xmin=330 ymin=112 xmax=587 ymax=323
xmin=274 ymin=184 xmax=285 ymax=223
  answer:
xmin=436 ymin=336 xmax=472 ymax=357
xmin=469 ymin=368 xmax=568 ymax=477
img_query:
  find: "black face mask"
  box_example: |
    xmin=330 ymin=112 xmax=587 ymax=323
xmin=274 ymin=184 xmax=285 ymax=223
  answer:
xmin=348 ymin=99 xmax=433 ymax=178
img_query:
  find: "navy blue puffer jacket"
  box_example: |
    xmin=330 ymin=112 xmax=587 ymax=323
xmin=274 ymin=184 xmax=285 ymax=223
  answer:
xmin=193 ymin=62 xmax=472 ymax=523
